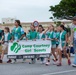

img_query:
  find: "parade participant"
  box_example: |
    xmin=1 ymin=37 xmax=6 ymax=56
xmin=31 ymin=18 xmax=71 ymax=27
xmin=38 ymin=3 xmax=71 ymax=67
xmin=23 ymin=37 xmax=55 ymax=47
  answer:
xmin=37 ymin=25 xmax=45 ymax=64
xmin=7 ymin=20 xmax=24 ymax=63
xmin=27 ymin=24 xmax=37 ymax=64
xmin=0 ymin=27 xmax=11 ymax=63
xmin=61 ymin=23 xmax=71 ymax=65
xmin=61 ymin=22 xmax=71 ymax=58
xmin=52 ymin=26 xmax=60 ymax=62
xmin=71 ymin=16 xmax=76 ymax=67
xmin=57 ymin=25 xmax=71 ymax=66
xmin=44 ymin=24 xmax=57 ymax=65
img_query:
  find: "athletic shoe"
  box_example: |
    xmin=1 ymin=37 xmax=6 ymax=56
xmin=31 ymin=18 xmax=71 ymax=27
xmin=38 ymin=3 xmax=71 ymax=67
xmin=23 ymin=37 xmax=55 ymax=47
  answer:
xmin=22 ymin=59 xmax=26 ymax=63
xmin=0 ymin=59 xmax=3 ymax=63
xmin=7 ymin=59 xmax=12 ymax=63
xmin=52 ymin=60 xmax=58 ymax=65
xmin=52 ymin=58 xmax=58 ymax=62
xmin=29 ymin=59 xmax=36 ymax=64
xmin=45 ymin=62 xmax=50 ymax=66
xmin=72 ymin=64 xmax=76 ymax=67
xmin=68 ymin=59 xmax=71 ymax=65
xmin=41 ymin=61 xmax=45 ymax=64
xmin=57 ymin=63 xmax=62 ymax=66
xmin=11 ymin=59 xmax=16 ymax=64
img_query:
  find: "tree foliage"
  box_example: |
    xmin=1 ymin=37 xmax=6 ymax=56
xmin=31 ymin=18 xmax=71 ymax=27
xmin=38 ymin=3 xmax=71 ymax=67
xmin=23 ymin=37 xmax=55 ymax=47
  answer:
xmin=49 ymin=0 xmax=76 ymax=19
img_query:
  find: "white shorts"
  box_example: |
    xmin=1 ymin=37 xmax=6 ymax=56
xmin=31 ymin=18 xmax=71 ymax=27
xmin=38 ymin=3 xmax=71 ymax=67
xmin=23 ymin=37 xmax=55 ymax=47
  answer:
xmin=51 ymin=44 xmax=56 ymax=48
xmin=2 ymin=42 xmax=8 ymax=51
xmin=58 ymin=44 xmax=63 ymax=51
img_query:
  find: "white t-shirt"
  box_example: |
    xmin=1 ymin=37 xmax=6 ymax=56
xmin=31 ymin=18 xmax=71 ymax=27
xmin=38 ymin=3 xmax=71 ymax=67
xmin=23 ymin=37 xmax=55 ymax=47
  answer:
xmin=39 ymin=33 xmax=43 ymax=39
xmin=71 ymin=25 xmax=76 ymax=38
xmin=4 ymin=33 xmax=9 ymax=41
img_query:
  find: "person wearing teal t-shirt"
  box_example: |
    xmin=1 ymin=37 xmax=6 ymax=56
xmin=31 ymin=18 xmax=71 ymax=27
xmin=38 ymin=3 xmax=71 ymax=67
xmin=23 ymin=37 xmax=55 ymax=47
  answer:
xmin=7 ymin=20 xmax=24 ymax=64
xmin=44 ymin=24 xmax=57 ymax=65
xmin=27 ymin=24 xmax=37 ymax=64
xmin=52 ymin=26 xmax=60 ymax=62
xmin=57 ymin=25 xmax=71 ymax=66
xmin=37 ymin=25 xmax=45 ymax=64
xmin=0 ymin=27 xmax=11 ymax=63
xmin=27 ymin=25 xmax=37 ymax=40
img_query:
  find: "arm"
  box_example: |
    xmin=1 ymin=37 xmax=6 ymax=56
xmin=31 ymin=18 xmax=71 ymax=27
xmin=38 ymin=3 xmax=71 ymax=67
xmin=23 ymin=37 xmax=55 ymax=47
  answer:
xmin=19 ymin=35 xmax=24 ymax=40
xmin=0 ymin=35 xmax=4 ymax=43
xmin=1 ymin=35 xmax=4 ymax=41
xmin=43 ymin=27 xmax=49 ymax=34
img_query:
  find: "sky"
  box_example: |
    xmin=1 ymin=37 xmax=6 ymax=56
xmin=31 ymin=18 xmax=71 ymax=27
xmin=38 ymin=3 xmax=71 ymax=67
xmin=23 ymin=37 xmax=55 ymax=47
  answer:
xmin=0 ymin=0 xmax=61 ymax=23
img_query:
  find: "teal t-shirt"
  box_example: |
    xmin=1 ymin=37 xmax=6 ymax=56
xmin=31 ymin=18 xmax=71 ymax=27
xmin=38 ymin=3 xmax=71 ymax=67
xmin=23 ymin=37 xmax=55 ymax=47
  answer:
xmin=37 ymin=32 xmax=45 ymax=39
xmin=60 ymin=30 xmax=67 ymax=47
xmin=56 ymin=32 xmax=60 ymax=45
xmin=12 ymin=26 xmax=24 ymax=40
xmin=46 ymin=31 xmax=56 ymax=45
xmin=27 ymin=30 xmax=37 ymax=40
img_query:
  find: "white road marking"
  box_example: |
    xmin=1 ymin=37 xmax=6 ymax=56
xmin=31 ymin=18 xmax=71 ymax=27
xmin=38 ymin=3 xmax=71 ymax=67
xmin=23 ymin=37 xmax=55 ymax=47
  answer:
xmin=41 ymin=70 xmax=76 ymax=75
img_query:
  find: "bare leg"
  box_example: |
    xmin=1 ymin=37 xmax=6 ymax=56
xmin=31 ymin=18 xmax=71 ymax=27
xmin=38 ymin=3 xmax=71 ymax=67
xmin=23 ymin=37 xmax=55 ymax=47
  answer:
xmin=1 ymin=50 xmax=5 ymax=60
xmin=51 ymin=48 xmax=57 ymax=60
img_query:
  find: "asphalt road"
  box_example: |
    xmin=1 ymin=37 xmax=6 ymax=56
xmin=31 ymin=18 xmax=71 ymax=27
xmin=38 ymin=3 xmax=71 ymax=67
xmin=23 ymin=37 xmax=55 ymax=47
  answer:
xmin=0 ymin=56 xmax=76 ymax=75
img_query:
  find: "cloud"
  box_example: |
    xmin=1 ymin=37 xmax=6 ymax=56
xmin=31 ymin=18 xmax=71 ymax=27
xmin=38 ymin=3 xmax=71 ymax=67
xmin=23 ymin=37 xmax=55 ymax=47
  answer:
xmin=0 ymin=0 xmax=61 ymax=22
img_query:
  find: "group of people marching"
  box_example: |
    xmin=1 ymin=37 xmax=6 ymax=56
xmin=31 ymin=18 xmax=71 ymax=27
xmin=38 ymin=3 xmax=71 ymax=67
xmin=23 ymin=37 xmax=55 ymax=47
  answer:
xmin=0 ymin=16 xmax=76 ymax=67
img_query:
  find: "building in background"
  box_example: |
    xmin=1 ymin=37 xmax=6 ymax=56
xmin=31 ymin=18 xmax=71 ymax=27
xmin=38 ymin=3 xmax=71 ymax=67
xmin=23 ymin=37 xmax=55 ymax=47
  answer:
xmin=0 ymin=20 xmax=71 ymax=33
xmin=2 ymin=18 xmax=16 ymax=24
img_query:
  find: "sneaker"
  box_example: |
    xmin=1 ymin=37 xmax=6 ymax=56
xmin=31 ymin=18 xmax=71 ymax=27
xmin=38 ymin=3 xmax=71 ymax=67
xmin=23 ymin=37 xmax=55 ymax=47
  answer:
xmin=68 ymin=59 xmax=71 ymax=65
xmin=0 ymin=59 xmax=3 ymax=63
xmin=72 ymin=64 xmax=76 ymax=67
xmin=45 ymin=62 xmax=50 ymax=66
xmin=52 ymin=58 xmax=58 ymax=62
xmin=29 ymin=59 xmax=36 ymax=64
xmin=11 ymin=59 xmax=16 ymax=64
xmin=7 ymin=59 xmax=12 ymax=63
xmin=22 ymin=59 xmax=26 ymax=63
xmin=41 ymin=61 xmax=45 ymax=64
xmin=57 ymin=63 xmax=62 ymax=66
xmin=52 ymin=61 xmax=58 ymax=65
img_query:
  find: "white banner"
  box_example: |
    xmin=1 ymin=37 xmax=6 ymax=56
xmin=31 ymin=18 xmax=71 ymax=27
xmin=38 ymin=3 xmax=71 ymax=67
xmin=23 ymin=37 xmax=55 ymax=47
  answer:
xmin=8 ymin=40 xmax=51 ymax=55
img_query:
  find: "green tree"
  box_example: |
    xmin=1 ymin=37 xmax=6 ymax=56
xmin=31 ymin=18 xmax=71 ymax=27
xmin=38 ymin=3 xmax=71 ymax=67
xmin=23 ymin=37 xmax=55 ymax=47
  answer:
xmin=49 ymin=0 xmax=76 ymax=19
